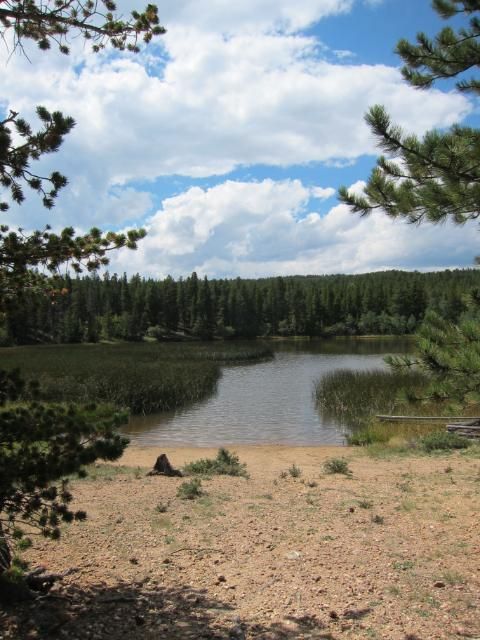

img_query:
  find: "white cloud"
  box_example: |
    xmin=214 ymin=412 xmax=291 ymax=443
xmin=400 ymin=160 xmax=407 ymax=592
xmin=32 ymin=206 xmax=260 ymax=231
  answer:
xmin=311 ymin=186 xmax=336 ymax=200
xmin=0 ymin=30 xmax=470 ymax=231
xmin=0 ymin=0 xmax=473 ymax=283
xmin=147 ymin=0 xmax=354 ymax=34
xmin=108 ymin=179 xmax=479 ymax=278
xmin=333 ymin=49 xmax=356 ymax=59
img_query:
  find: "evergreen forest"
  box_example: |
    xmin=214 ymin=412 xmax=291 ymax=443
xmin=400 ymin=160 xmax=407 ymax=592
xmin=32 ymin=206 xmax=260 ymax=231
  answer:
xmin=4 ymin=268 xmax=480 ymax=345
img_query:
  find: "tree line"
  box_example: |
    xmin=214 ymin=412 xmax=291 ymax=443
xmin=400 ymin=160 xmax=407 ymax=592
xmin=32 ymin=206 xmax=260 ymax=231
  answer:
xmin=4 ymin=268 xmax=480 ymax=345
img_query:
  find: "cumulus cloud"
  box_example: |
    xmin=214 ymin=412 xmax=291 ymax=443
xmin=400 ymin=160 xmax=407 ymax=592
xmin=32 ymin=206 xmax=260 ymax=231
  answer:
xmin=108 ymin=179 xmax=479 ymax=278
xmin=311 ymin=186 xmax=336 ymax=200
xmin=0 ymin=0 xmax=473 ymax=280
xmin=138 ymin=0 xmax=355 ymax=35
xmin=0 ymin=30 xmax=470 ymax=230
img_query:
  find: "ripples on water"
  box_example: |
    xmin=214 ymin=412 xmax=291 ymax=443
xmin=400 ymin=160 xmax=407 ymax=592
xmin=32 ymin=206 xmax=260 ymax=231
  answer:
xmin=124 ymin=338 xmax=413 ymax=447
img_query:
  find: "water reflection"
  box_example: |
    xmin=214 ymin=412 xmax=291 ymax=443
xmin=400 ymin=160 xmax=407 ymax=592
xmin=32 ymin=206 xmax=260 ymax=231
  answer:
xmin=124 ymin=338 xmax=413 ymax=447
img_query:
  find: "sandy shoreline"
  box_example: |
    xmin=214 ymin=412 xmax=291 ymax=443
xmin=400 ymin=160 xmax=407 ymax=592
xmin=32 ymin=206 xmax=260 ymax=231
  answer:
xmin=4 ymin=444 xmax=479 ymax=639
xmin=119 ymin=444 xmax=349 ymax=476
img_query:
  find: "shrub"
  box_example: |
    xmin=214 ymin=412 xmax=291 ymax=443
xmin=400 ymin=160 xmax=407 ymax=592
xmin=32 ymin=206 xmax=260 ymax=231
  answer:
xmin=177 ymin=479 xmax=203 ymax=500
xmin=288 ymin=464 xmax=302 ymax=478
xmin=183 ymin=448 xmax=248 ymax=478
xmin=421 ymin=432 xmax=472 ymax=452
xmin=323 ymin=457 xmax=351 ymax=475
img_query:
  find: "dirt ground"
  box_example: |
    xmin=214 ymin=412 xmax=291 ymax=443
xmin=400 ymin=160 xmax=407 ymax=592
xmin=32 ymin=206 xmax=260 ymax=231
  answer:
xmin=1 ymin=445 xmax=479 ymax=640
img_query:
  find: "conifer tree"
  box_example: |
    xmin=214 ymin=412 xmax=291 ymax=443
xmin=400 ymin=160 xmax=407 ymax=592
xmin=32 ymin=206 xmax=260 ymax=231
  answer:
xmin=339 ymin=0 xmax=480 ymax=227
xmin=340 ymin=0 xmax=480 ymax=404
xmin=0 ymin=0 xmax=165 ymax=578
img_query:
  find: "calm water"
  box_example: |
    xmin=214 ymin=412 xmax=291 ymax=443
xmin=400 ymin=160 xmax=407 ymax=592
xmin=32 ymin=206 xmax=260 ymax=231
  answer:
xmin=125 ymin=338 xmax=413 ymax=447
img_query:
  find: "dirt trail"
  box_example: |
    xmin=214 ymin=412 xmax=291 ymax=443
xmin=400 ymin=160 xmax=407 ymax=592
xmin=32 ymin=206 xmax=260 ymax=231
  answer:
xmin=2 ymin=445 xmax=479 ymax=639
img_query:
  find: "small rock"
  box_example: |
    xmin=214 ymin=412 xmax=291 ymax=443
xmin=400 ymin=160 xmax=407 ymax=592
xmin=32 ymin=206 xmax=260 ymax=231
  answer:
xmin=162 ymin=558 xmax=171 ymax=564
xmin=349 ymin=507 xmax=355 ymax=513
xmin=434 ymin=581 xmax=446 ymax=588
xmin=129 ymin=557 xmax=139 ymax=565
xmin=285 ymin=551 xmax=302 ymax=560
xmin=329 ymin=610 xmax=339 ymax=620
xmin=217 ymin=574 xmax=227 ymax=583
xmin=134 ymin=615 xmax=145 ymax=626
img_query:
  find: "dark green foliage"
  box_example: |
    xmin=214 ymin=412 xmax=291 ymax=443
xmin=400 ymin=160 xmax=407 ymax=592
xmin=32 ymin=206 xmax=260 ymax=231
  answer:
xmin=0 ymin=2 xmax=164 ymax=578
xmin=387 ymin=303 xmax=480 ymax=405
xmin=420 ymin=431 xmax=472 ymax=452
xmin=0 ymin=343 xmax=273 ymax=415
xmin=339 ymin=1 xmax=480 ymax=414
xmin=0 ymin=0 xmax=165 ymax=56
xmin=177 ymin=478 xmax=203 ymax=500
xmin=339 ymin=1 xmax=480 ymax=227
xmin=4 ymin=269 xmax=480 ymax=344
xmin=183 ymin=448 xmax=248 ymax=478
xmin=0 ymin=2 xmax=164 ymax=309
xmin=0 ymin=107 xmax=73 ymax=212
xmin=397 ymin=1 xmax=480 ymax=95
xmin=0 ymin=370 xmax=128 ymax=571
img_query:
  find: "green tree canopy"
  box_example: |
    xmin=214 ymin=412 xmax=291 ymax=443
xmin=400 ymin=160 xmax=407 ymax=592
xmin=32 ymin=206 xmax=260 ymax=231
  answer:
xmin=0 ymin=0 xmax=165 ymax=54
xmin=340 ymin=0 xmax=480 ymax=408
xmin=339 ymin=0 xmax=480 ymax=226
xmin=0 ymin=0 xmax=164 ymax=581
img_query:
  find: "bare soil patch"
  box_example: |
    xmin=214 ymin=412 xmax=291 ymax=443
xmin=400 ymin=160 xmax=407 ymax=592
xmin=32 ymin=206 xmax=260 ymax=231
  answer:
xmin=2 ymin=445 xmax=479 ymax=639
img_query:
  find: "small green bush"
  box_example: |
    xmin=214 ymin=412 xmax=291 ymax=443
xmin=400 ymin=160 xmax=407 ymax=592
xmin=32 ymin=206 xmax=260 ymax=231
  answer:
xmin=288 ymin=463 xmax=302 ymax=478
xmin=183 ymin=448 xmax=248 ymax=478
xmin=358 ymin=499 xmax=373 ymax=509
xmin=177 ymin=478 xmax=203 ymax=500
xmin=421 ymin=432 xmax=472 ymax=452
xmin=323 ymin=457 xmax=351 ymax=475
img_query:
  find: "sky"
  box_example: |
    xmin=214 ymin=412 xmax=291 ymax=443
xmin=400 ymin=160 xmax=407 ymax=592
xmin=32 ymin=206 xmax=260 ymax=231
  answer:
xmin=1 ymin=0 xmax=479 ymax=279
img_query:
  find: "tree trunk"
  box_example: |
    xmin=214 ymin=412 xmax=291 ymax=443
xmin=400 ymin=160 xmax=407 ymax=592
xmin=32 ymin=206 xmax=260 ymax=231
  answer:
xmin=0 ymin=522 xmax=12 ymax=575
xmin=147 ymin=453 xmax=182 ymax=477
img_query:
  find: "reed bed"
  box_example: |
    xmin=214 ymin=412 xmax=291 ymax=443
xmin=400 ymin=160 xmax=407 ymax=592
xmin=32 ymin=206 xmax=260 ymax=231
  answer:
xmin=316 ymin=367 xmax=480 ymax=446
xmin=315 ymin=368 xmax=429 ymax=428
xmin=1 ymin=342 xmax=272 ymax=414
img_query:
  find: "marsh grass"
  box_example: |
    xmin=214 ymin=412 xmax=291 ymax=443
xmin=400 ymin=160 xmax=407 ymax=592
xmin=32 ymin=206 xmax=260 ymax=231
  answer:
xmin=1 ymin=342 xmax=272 ymax=415
xmin=315 ymin=368 xmax=429 ymax=429
xmin=347 ymin=420 xmax=444 ymax=446
xmin=183 ymin=448 xmax=248 ymax=478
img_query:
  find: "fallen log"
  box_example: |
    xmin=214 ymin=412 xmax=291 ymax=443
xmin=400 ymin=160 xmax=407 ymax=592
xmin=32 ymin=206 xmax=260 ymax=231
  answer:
xmin=447 ymin=420 xmax=480 ymax=439
xmin=376 ymin=415 xmax=480 ymax=422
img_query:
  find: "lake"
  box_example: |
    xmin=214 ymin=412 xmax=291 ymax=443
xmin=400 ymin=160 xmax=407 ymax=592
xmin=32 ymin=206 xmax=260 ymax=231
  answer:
xmin=124 ymin=338 xmax=413 ymax=447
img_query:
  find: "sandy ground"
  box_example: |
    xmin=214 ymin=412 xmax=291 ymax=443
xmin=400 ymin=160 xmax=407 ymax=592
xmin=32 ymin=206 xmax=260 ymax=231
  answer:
xmin=1 ymin=445 xmax=480 ymax=640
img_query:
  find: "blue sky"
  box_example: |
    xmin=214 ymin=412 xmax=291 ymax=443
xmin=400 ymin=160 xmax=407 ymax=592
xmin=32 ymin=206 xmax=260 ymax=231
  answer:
xmin=1 ymin=0 xmax=478 ymax=278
